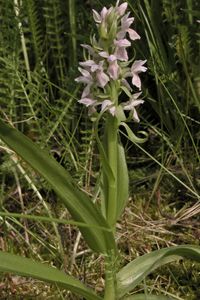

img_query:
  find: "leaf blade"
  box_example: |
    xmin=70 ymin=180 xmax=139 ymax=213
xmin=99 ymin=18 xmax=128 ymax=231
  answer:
xmin=0 ymin=119 xmax=116 ymax=254
xmin=0 ymin=251 xmax=102 ymax=300
xmin=117 ymin=245 xmax=200 ymax=298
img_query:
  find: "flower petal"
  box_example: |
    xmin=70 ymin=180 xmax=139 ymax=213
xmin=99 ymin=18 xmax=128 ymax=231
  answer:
xmin=132 ymin=108 xmax=140 ymax=122
xmin=78 ymin=97 xmax=96 ymax=107
xmin=101 ymin=7 xmax=108 ymax=20
xmin=107 ymin=54 xmax=117 ymax=62
xmin=114 ymin=38 xmax=131 ymax=47
xmin=115 ymin=47 xmax=129 ymax=61
xmin=99 ymin=51 xmax=109 ymax=58
xmin=78 ymin=67 xmax=90 ymax=77
xmin=132 ymin=73 xmax=142 ymax=89
xmin=116 ymin=2 xmax=128 ymax=16
xmin=121 ymin=13 xmax=134 ymax=29
xmin=96 ymin=71 xmax=109 ymax=87
xmin=81 ymin=84 xmax=91 ymax=98
xmin=101 ymin=99 xmax=112 ymax=111
xmin=92 ymin=9 xmax=101 ymax=23
xmin=108 ymin=60 xmax=119 ymax=80
xmin=131 ymin=60 xmax=147 ymax=73
xmin=127 ymin=28 xmax=141 ymax=40
xmin=79 ymin=60 xmax=96 ymax=67
xmin=109 ymin=106 xmax=116 ymax=116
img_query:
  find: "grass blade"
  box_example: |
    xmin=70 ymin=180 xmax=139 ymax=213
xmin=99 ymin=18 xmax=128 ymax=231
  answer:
xmin=124 ymin=294 xmax=173 ymax=300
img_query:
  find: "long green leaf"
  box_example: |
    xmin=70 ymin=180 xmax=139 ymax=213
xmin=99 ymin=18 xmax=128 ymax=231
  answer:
xmin=0 ymin=119 xmax=116 ymax=254
xmin=116 ymin=142 xmax=129 ymax=220
xmin=124 ymin=294 xmax=173 ymax=300
xmin=117 ymin=245 xmax=200 ymax=298
xmin=0 ymin=251 xmax=102 ymax=300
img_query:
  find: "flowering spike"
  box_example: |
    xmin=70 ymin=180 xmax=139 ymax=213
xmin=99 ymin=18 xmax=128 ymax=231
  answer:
xmin=75 ymin=1 xmax=147 ymax=121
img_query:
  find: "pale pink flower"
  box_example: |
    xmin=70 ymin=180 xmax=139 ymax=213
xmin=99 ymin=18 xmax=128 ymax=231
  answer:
xmin=122 ymin=92 xmax=144 ymax=122
xmin=79 ymin=60 xmax=96 ymax=68
xmin=94 ymin=61 xmax=110 ymax=87
xmin=76 ymin=2 xmax=147 ymax=118
xmin=114 ymin=39 xmax=131 ymax=47
xmin=92 ymin=6 xmax=112 ymax=23
xmin=101 ymin=100 xmax=116 ymax=116
xmin=77 ymin=61 xmax=109 ymax=88
xmin=116 ymin=1 xmax=128 ymax=16
xmin=78 ymin=97 xmax=97 ymax=107
xmin=75 ymin=67 xmax=93 ymax=98
xmin=130 ymin=60 xmax=147 ymax=90
xmin=117 ymin=13 xmax=141 ymax=40
xmin=107 ymin=55 xmax=119 ymax=80
xmin=114 ymin=39 xmax=131 ymax=61
xmin=99 ymin=52 xmax=119 ymax=80
xmin=79 ymin=60 xmax=103 ymax=73
xmin=75 ymin=67 xmax=93 ymax=84
xmin=81 ymin=84 xmax=92 ymax=98
xmin=121 ymin=12 xmax=134 ymax=29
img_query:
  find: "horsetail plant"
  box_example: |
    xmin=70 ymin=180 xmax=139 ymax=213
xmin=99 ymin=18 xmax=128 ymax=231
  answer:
xmin=0 ymin=1 xmax=200 ymax=299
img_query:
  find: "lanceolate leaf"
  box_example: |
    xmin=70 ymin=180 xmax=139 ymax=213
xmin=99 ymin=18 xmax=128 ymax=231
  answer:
xmin=117 ymin=245 xmax=200 ymax=298
xmin=0 ymin=119 xmax=116 ymax=254
xmin=116 ymin=142 xmax=129 ymax=221
xmin=0 ymin=251 xmax=102 ymax=300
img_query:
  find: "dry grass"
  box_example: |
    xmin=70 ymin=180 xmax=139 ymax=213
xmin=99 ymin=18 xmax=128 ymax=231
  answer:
xmin=1 ymin=192 xmax=200 ymax=299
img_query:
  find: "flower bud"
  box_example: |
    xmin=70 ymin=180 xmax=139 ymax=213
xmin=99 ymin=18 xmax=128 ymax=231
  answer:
xmin=99 ymin=21 xmax=108 ymax=39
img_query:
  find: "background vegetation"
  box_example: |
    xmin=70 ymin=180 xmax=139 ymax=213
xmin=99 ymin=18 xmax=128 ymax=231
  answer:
xmin=0 ymin=0 xmax=199 ymax=299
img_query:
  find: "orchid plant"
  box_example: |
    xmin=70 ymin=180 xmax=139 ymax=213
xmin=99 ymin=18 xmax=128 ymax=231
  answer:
xmin=0 ymin=1 xmax=200 ymax=300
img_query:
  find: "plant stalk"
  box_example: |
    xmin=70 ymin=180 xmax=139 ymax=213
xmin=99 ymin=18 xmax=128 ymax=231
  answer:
xmin=106 ymin=81 xmax=118 ymax=228
xmin=104 ymin=81 xmax=119 ymax=299
xmin=104 ymin=251 xmax=117 ymax=300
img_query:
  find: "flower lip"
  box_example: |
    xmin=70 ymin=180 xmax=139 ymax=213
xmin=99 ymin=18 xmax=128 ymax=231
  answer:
xmin=114 ymin=38 xmax=131 ymax=47
xmin=78 ymin=97 xmax=97 ymax=107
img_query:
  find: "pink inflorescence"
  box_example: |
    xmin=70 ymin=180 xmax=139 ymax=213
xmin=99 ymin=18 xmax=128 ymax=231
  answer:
xmin=75 ymin=0 xmax=147 ymax=122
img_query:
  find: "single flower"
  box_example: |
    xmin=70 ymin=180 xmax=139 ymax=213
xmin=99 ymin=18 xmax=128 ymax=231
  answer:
xmin=116 ymin=1 xmax=128 ymax=16
xmin=75 ymin=67 xmax=93 ymax=85
xmin=114 ymin=38 xmax=131 ymax=61
xmin=94 ymin=61 xmax=110 ymax=87
xmin=99 ymin=52 xmax=120 ymax=80
xmin=78 ymin=97 xmax=97 ymax=107
xmin=122 ymin=92 xmax=144 ymax=122
xmin=92 ymin=6 xmax=112 ymax=24
xmin=129 ymin=60 xmax=147 ymax=90
xmin=101 ymin=99 xmax=116 ymax=116
xmin=117 ymin=12 xmax=141 ymax=40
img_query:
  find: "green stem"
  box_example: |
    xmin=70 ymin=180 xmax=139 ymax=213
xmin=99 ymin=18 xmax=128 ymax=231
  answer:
xmin=106 ymin=115 xmax=118 ymax=228
xmin=103 ymin=81 xmax=119 ymax=299
xmin=104 ymin=251 xmax=117 ymax=300
xmin=106 ymin=81 xmax=118 ymax=228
